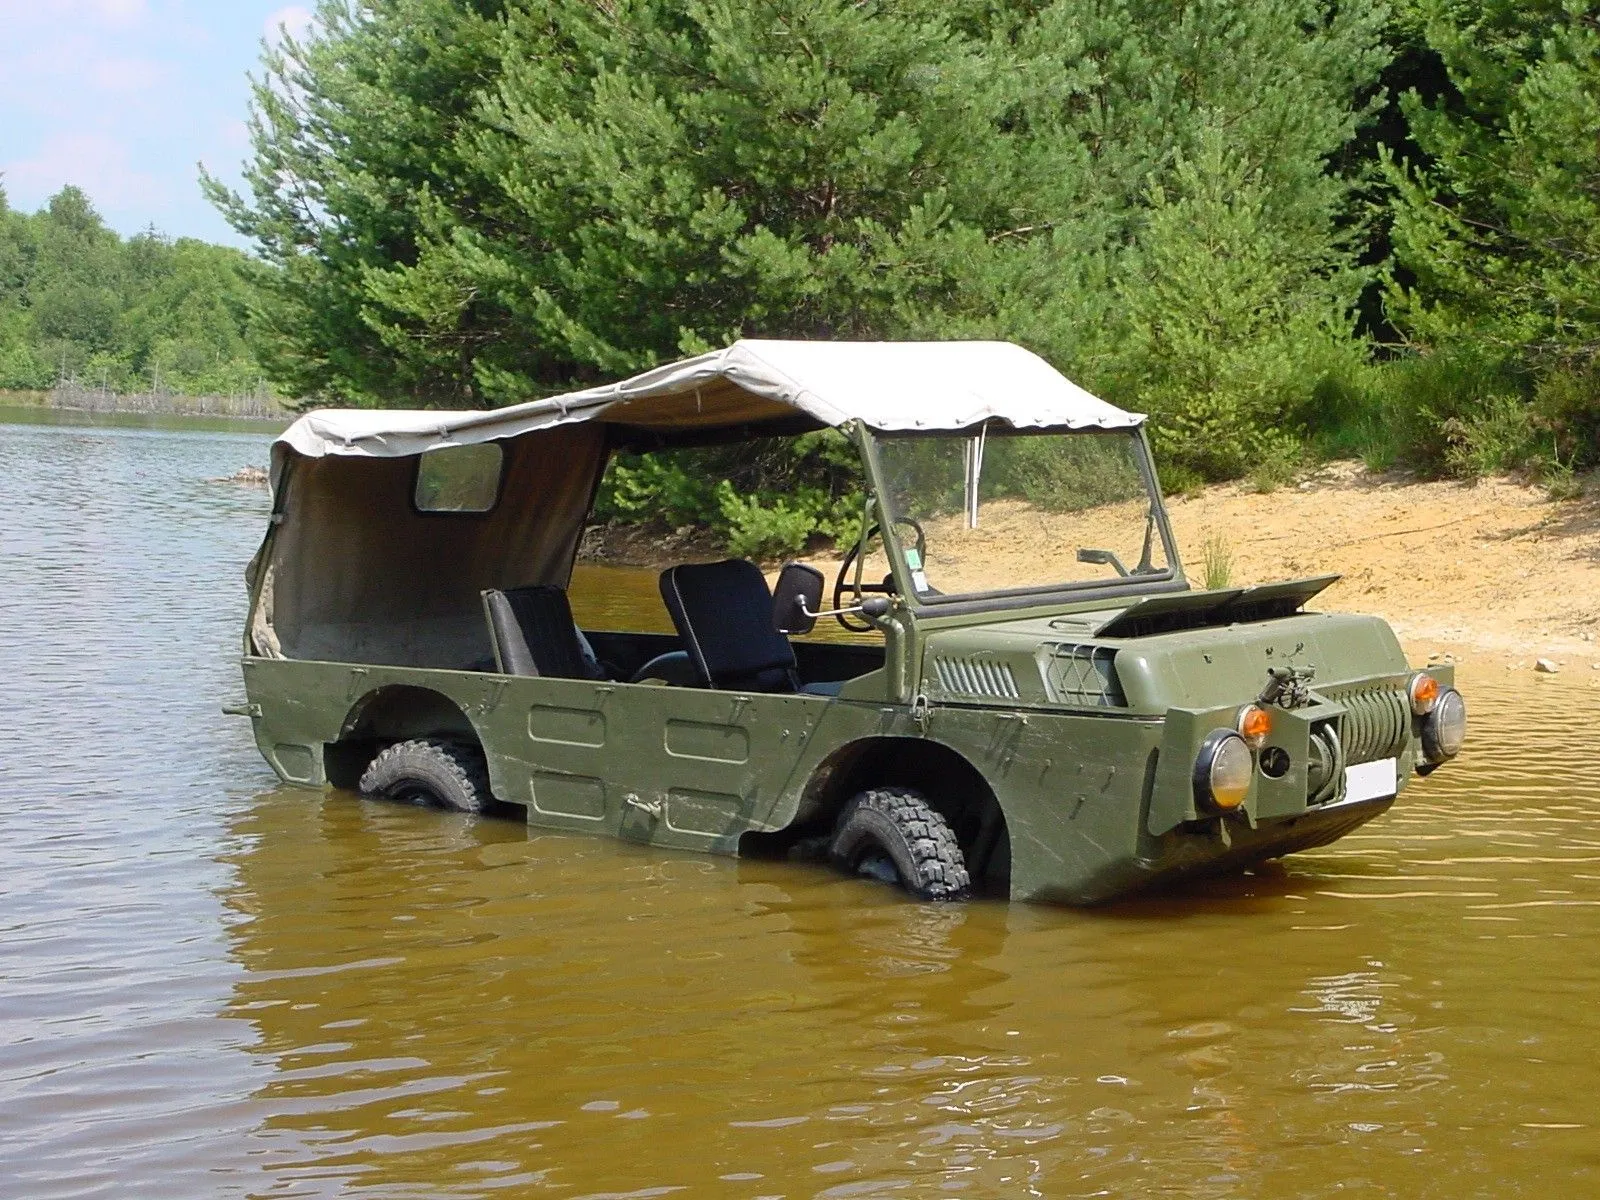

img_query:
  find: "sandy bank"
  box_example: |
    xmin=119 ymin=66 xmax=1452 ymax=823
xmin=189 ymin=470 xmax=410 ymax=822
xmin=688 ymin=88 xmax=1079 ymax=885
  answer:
xmin=1164 ymin=461 xmax=1599 ymax=671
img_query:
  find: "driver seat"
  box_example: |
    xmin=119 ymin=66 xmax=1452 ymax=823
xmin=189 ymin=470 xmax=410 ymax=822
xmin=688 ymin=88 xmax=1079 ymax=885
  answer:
xmin=659 ymin=559 xmax=841 ymax=695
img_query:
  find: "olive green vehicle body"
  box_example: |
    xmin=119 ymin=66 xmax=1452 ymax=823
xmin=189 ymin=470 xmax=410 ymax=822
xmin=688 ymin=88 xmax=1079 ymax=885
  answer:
xmin=236 ymin=341 xmax=1459 ymax=904
xmin=240 ymin=608 xmax=1449 ymax=905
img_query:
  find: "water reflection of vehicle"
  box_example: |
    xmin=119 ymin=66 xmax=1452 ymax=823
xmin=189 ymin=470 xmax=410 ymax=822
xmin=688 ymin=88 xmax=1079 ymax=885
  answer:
xmin=220 ymin=785 xmax=1449 ymax=1196
xmin=233 ymin=340 xmax=1465 ymax=903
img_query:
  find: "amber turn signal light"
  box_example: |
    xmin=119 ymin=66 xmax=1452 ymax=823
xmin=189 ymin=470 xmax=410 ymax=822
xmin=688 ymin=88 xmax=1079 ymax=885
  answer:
xmin=1236 ymin=703 xmax=1272 ymax=749
xmin=1408 ymin=672 xmax=1441 ymax=716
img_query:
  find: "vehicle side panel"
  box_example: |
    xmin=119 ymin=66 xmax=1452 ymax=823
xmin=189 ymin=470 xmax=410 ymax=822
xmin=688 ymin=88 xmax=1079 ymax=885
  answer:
xmin=243 ymin=657 xmax=834 ymax=853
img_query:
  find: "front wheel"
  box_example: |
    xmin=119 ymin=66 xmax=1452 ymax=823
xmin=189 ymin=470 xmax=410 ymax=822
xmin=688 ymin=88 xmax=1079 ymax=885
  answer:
xmin=828 ymin=788 xmax=969 ymax=900
xmin=358 ymin=738 xmax=492 ymax=813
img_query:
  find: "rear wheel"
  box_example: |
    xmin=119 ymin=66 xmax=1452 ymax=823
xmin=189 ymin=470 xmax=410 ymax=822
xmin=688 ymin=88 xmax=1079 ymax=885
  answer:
xmin=358 ymin=738 xmax=491 ymax=814
xmin=828 ymin=787 xmax=969 ymax=901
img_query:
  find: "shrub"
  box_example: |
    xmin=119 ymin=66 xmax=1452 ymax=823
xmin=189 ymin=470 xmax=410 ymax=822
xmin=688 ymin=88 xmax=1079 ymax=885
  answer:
xmin=592 ymin=455 xmax=719 ymax=528
xmin=592 ymin=432 xmax=865 ymax=561
xmin=1348 ymin=350 xmax=1529 ymax=478
xmin=993 ymin=435 xmax=1149 ymax=513
xmin=1247 ymin=441 xmax=1304 ymax=493
xmin=1201 ymin=533 xmax=1234 ymax=591
xmin=1530 ymin=366 xmax=1600 ymax=472
xmin=1106 ymin=130 xmax=1373 ymax=485
xmin=1440 ymin=394 xmax=1539 ymax=480
xmin=714 ymin=484 xmax=861 ymax=561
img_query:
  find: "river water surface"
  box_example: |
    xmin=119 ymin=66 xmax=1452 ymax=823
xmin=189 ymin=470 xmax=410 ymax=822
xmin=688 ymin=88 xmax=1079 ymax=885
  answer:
xmin=2 ymin=413 xmax=1597 ymax=1199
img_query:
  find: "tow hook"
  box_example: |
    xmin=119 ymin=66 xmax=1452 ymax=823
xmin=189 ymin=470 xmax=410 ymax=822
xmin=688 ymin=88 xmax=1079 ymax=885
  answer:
xmin=222 ymin=703 xmax=262 ymax=718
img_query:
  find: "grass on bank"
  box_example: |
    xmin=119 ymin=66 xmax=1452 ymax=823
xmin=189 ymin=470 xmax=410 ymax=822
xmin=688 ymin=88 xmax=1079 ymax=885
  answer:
xmin=1302 ymin=351 xmax=1598 ymax=492
xmin=0 ymin=389 xmax=52 ymax=407
xmin=1144 ymin=349 xmax=1599 ymax=503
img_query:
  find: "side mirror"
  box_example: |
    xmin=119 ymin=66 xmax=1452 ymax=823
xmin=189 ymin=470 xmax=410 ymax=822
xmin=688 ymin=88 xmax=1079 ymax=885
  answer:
xmin=772 ymin=562 xmax=825 ymax=635
xmin=1076 ymin=547 xmax=1131 ymax=577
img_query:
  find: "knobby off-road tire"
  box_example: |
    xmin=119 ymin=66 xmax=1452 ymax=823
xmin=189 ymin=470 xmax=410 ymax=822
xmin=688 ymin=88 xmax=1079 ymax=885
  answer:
xmin=828 ymin=787 xmax=970 ymax=901
xmin=358 ymin=738 xmax=492 ymax=814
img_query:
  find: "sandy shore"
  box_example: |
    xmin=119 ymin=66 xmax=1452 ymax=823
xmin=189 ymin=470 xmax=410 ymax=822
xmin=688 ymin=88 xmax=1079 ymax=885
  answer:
xmin=1162 ymin=462 xmax=1600 ymax=673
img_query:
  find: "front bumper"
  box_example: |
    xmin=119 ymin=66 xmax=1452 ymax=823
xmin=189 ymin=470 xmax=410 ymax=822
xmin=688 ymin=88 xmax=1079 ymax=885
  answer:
xmin=1145 ymin=664 xmax=1455 ymax=839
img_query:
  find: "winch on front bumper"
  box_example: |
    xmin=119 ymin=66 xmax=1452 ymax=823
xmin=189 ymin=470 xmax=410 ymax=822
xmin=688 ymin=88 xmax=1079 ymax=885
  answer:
xmin=1145 ymin=664 xmax=1463 ymax=838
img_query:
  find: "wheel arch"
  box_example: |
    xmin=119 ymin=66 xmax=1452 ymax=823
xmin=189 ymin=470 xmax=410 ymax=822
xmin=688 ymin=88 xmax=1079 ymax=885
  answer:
xmin=788 ymin=735 xmax=1011 ymax=892
xmin=325 ymin=684 xmax=481 ymax=789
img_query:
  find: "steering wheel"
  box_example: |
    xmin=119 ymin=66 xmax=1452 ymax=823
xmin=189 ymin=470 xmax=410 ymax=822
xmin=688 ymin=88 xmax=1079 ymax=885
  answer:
xmin=833 ymin=518 xmax=926 ymax=632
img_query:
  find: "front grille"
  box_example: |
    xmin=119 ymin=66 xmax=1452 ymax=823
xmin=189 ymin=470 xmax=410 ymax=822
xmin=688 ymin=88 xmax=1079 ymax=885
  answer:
xmin=1040 ymin=644 xmax=1125 ymax=708
xmin=930 ymin=655 xmax=1020 ymax=700
xmin=1329 ymin=685 xmax=1408 ymax=764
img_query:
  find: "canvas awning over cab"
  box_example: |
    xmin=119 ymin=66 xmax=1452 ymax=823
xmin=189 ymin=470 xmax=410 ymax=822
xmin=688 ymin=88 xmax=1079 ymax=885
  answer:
xmin=272 ymin=339 xmax=1143 ymax=486
xmin=253 ymin=341 xmax=1143 ymax=669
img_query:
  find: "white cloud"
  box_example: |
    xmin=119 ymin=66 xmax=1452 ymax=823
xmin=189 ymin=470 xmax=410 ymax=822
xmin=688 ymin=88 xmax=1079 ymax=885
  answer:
xmin=91 ymin=0 xmax=148 ymax=25
xmin=264 ymin=5 xmax=314 ymax=43
xmin=2 ymin=132 xmax=169 ymax=213
xmin=89 ymin=56 xmax=164 ymax=93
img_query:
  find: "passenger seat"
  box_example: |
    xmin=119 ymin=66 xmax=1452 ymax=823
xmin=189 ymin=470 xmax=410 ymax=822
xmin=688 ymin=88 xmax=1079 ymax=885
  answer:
xmin=659 ymin=559 xmax=840 ymax=695
xmin=481 ymin=585 xmax=608 ymax=679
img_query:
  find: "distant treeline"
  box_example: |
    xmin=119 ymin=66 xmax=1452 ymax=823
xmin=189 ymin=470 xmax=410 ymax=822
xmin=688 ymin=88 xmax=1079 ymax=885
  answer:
xmin=43 ymin=380 xmax=286 ymax=420
xmin=0 ymin=186 xmax=263 ymax=398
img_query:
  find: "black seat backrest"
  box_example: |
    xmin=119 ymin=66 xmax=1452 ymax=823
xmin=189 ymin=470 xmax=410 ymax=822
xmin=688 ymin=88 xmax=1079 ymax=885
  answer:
xmin=659 ymin=560 xmax=797 ymax=692
xmin=482 ymin=585 xmax=603 ymax=680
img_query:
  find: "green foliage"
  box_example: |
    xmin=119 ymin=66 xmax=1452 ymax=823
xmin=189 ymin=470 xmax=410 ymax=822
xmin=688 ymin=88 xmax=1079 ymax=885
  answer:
xmin=1530 ymin=364 xmax=1600 ymax=470
xmin=1108 ymin=130 xmax=1373 ymax=482
xmin=1247 ymin=442 xmax=1306 ymax=494
xmin=716 ymin=484 xmax=845 ymax=561
xmin=207 ymin=0 xmax=1007 ymax=404
xmin=0 ymin=185 xmax=262 ymax=394
xmin=1440 ymin=393 xmax=1538 ymax=479
xmin=593 ymin=431 xmax=864 ymax=560
xmin=594 ymin=454 xmax=720 ymax=528
xmin=212 ymin=0 xmax=1392 ymax=441
xmin=1381 ymin=1 xmax=1600 ymax=486
xmin=991 ymin=434 xmax=1150 ymax=514
xmin=155 ymin=0 xmax=1600 ymax=514
xmin=1357 ymin=350 xmax=1530 ymax=477
xmin=1388 ymin=1 xmax=1600 ymax=369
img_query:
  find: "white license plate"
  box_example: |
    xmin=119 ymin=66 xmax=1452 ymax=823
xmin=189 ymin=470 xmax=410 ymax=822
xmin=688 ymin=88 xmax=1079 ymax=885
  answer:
xmin=1344 ymin=757 xmax=1398 ymax=803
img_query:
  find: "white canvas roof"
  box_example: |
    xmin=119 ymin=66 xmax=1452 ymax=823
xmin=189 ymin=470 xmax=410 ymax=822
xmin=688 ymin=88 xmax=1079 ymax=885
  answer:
xmin=273 ymin=340 xmax=1143 ymax=469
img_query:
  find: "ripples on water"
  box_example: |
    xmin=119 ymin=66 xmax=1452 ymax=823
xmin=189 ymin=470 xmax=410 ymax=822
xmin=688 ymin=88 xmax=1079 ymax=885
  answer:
xmin=1 ymin=414 xmax=1597 ymax=1198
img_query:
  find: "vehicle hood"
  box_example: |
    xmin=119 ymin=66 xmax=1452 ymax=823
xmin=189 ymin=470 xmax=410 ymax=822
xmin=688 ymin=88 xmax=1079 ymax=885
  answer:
xmin=919 ymin=583 xmax=1408 ymax=714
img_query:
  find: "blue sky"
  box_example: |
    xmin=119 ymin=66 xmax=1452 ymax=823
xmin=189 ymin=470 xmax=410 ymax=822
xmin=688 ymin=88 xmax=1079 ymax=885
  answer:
xmin=0 ymin=0 xmax=314 ymax=246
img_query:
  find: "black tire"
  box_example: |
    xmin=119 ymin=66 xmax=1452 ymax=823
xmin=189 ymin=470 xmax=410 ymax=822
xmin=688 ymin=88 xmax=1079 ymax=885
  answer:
xmin=358 ymin=738 xmax=492 ymax=814
xmin=828 ymin=787 xmax=970 ymax=901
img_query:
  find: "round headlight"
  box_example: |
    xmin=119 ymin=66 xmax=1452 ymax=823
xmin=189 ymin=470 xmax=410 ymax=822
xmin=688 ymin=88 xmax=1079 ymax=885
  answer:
xmin=1194 ymin=730 xmax=1253 ymax=812
xmin=1408 ymin=672 xmax=1441 ymax=716
xmin=1422 ymin=689 xmax=1466 ymax=762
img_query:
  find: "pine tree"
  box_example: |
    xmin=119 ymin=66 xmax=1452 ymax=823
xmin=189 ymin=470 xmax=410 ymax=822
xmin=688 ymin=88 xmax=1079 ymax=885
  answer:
xmin=211 ymin=0 xmax=1391 ymax=489
xmin=215 ymin=0 xmax=1013 ymax=404
xmin=204 ymin=0 xmax=511 ymax=404
xmin=899 ymin=0 xmax=1391 ymax=478
xmin=1389 ymin=0 xmax=1600 ymax=369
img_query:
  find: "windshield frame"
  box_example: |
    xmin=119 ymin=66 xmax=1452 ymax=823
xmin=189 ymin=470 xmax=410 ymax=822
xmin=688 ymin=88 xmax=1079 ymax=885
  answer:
xmin=859 ymin=424 xmax=1187 ymax=610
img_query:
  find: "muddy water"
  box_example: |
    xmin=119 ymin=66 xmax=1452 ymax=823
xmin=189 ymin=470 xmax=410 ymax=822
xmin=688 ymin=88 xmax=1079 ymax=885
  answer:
xmin=2 ymin=413 xmax=1598 ymax=1198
